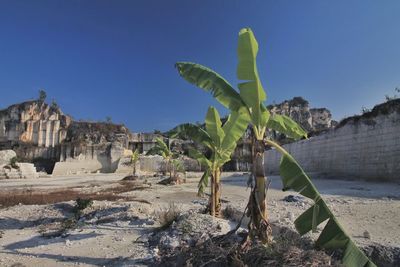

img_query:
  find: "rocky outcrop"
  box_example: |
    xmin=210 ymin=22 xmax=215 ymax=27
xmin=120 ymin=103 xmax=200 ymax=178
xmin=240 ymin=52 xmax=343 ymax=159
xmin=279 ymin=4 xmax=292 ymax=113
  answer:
xmin=52 ymin=122 xmax=131 ymax=175
xmin=0 ymin=99 xmax=198 ymax=176
xmin=310 ymin=108 xmax=336 ymax=131
xmin=0 ymin=150 xmax=16 ymax=165
xmin=0 ymin=163 xmax=39 ymax=179
xmin=0 ymin=100 xmax=72 ymax=173
xmin=267 ymin=97 xmax=335 ymax=132
xmin=0 ymin=100 xmax=71 ymax=148
xmin=0 ymin=100 xmax=138 ymax=175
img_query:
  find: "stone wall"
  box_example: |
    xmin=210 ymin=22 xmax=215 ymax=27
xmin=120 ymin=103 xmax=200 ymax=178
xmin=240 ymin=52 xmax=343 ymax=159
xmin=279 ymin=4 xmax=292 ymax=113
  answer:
xmin=264 ymin=100 xmax=400 ymax=181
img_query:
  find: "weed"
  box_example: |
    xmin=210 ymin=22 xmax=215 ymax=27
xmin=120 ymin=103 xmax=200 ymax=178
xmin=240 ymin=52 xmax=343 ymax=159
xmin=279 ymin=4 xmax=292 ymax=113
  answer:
xmin=72 ymin=198 xmax=93 ymax=219
xmin=40 ymin=198 xmax=93 ymax=238
xmin=222 ymin=205 xmax=236 ymax=220
xmin=154 ymin=203 xmax=181 ymax=231
xmin=9 ymin=156 xmax=19 ymax=170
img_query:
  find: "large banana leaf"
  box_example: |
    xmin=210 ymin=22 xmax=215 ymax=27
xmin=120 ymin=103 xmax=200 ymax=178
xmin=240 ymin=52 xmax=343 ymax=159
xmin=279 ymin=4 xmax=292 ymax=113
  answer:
xmin=267 ymin=140 xmax=376 ymax=267
xmin=131 ymin=149 xmax=140 ymax=162
xmin=175 ymin=62 xmax=245 ymax=113
xmin=146 ymin=146 xmax=163 ymax=156
xmin=267 ymin=114 xmax=308 ymax=140
xmin=216 ymin=150 xmax=234 ymax=166
xmin=188 ymin=148 xmax=213 ymax=195
xmin=237 ymin=28 xmax=267 ymax=129
xmin=188 ymin=148 xmax=211 ymax=169
xmin=174 ymin=107 xmax=249 ymax=181
xmin=146 ymin=137 xmax=171 ymax=159
xmin=168 ymin=123 xmax=213 ymax=149
xmin=155 ymin=137 xmax=169 ymax=152
xmin=198 ymin=168 xmax=211 ymax=196
xmin=221 ymin=108 xmax=251 ymax=152
xmin=260 ymin=104 xmax=271 ymax=129
xmin=205 ymin=107 xmax=225 ymax=148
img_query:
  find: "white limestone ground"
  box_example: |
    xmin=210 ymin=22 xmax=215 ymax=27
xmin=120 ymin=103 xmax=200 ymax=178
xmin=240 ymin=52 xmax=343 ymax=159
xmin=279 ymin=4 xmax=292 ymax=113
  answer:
xmin=0 ymin=172 xmax=399 ymax=266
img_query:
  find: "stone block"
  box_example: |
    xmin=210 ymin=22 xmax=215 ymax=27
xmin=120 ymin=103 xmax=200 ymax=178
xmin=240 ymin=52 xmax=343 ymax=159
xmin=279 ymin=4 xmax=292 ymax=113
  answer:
xmin=0 ymin=150 xmax=17 ymax=165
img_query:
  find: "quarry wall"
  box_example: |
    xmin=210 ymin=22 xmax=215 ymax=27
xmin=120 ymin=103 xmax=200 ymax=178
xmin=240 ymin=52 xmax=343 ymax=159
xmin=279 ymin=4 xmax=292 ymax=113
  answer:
xmin=0 ymin=101 xmax=71 ymax=147
xmin=264 ymin=100 xmax=400 ymax=181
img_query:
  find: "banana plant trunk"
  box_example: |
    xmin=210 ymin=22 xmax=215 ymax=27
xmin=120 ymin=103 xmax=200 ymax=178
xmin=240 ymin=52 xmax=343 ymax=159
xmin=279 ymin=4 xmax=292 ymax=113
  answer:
xmin=249 ymin=138 xmax=272 ymax=243
xmin=210 ymin=168 xmax=221 ymax=217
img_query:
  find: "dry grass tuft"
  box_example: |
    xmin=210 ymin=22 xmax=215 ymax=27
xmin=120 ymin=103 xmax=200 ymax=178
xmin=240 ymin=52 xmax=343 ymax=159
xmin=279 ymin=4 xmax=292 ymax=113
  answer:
xmin=154 ymin=203 xmax=181 ymax=231
xmin=222 ymin=205 xmax=236 ymax=220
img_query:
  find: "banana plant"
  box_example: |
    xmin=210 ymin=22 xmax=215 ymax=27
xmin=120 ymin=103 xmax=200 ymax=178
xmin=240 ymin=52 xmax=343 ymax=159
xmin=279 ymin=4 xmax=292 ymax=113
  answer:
xmin=131 ymin=149 xmax=140 ymax=176
xmin=175 ymin=28 xmax=376 ymax=266
xmin=170 ymin=106 xmax=249 ymax=217
xmin=146 ymin=137 xmax=177 ymax=179
xmin=176 ymin=28 xmax=306 ymax=243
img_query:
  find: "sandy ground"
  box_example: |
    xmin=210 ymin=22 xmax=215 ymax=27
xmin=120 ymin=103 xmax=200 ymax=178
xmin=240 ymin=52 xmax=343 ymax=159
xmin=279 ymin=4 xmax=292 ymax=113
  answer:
xmin=0 ymin=172 xmax=399 ymax=266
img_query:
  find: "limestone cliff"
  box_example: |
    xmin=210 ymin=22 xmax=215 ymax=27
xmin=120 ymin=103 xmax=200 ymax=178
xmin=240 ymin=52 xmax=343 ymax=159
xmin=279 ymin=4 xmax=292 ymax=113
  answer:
xmin=54 ymin=122 xmax=131 ymax=175
xmin=0 ymin=100 xmax=71 ymax=148
xmin=267 ymin=97 xmax=335 ymax=132
xmin=0 ymin=100 xmax=135 ymax=174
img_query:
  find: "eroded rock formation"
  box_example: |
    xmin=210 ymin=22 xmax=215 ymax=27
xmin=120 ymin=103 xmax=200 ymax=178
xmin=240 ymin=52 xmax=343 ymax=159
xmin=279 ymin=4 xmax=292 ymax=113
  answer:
xmin=267 ymin=97 xmax=336 ymax=132
xmin=0 ymin=100 xmax=71 ymax=148
xmin=0 ymin=100 xmax=134 ymax=175
xmin=53 ymin=122 xmax=131 ymax=175
xmin=0 ymin=99 xmax=182 ymax=176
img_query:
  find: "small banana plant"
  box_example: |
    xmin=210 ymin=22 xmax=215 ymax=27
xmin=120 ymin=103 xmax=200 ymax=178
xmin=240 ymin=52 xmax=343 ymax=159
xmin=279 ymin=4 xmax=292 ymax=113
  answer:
xmin=146 ymin=137 xmax=177 ymax=179
xmin=175 ymin=28 xmax=376 ymax=266
xmin=170 ymin=106 xmax=249 ymax=216
xmin=131 ymin=149 xmax=140 ymax=176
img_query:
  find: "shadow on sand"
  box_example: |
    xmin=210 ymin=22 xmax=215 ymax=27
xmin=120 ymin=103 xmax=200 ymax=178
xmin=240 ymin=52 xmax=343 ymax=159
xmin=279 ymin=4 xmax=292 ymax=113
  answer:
xmin=2 ymin=250 xmax=152 ymax=266
xmin=4 ymin=232 xmax=101 ymax=250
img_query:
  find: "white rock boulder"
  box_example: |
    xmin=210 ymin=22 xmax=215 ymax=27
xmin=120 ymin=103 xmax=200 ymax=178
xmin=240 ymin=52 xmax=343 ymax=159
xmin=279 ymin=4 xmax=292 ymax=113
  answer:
xmin=0 ymin=150 xmax=17 ymax=165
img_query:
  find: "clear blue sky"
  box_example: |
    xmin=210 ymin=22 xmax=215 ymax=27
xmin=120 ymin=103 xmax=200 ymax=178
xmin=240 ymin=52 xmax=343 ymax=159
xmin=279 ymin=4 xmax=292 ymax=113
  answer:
xmin=0 ymin=0 xmax=399 ymax=132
